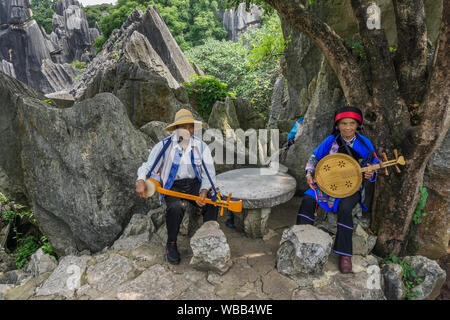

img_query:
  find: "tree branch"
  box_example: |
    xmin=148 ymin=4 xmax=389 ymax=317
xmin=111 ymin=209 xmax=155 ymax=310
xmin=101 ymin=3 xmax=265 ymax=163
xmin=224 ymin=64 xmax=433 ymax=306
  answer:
xmin=262 ymin=0 xmax=371 ymax=107
xmin=392 ymin=0 xmax=428 ymax=105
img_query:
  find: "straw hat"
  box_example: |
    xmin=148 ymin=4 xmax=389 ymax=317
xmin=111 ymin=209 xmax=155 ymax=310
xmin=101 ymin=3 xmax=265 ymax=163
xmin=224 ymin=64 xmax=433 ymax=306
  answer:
xmin=165 ymin=109 xmax=205 ymax=132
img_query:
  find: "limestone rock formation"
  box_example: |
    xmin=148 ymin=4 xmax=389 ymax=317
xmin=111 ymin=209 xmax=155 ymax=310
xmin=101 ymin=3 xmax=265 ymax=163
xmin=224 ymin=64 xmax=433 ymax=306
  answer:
xmin=220 ymin=2 xmax=264 ymax=42
xmin=49 ymin=0 xmax=98 ymax=64
xmin=17 ymin=92 xmax=155 ymax=254
xmin=0 ymin=0 xmax=96 ymax=93
xmin=70 ymin=6 xmax=198 ymax=127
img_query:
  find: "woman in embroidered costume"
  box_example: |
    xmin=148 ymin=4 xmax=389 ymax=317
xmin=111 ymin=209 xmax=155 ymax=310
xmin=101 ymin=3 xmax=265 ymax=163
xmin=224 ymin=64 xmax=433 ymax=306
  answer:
xmin=296 ymin=106 xmax=380 ymax=273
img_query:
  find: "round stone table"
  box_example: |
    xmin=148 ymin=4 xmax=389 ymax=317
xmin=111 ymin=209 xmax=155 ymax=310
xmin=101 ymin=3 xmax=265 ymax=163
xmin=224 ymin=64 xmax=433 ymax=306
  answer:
xmin=216 ymin=168 xmax=297 ymax=238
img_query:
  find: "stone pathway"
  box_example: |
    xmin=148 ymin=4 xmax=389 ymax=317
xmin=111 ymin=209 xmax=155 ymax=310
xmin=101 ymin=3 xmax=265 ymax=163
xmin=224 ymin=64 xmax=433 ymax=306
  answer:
xmin=1 ymin=196 xmax=386 ymax=300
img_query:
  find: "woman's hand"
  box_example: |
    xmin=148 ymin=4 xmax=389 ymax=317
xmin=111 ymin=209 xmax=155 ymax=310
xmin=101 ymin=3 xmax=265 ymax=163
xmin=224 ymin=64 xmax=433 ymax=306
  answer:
xmin=364 ymin=169 xmax=374 ymax=180
xmin=196 ymin=189 xmax=208 ymax=207
xmin=306 ymin=173 xmax=316 ymax=190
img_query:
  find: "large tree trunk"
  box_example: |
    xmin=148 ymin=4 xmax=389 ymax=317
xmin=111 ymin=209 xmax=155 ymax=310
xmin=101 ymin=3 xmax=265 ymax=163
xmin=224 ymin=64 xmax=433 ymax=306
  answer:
xmin=260 ymin=0 xmax=449 ymax=256
xmin=374 ymin=1 xmax=449 ymax=255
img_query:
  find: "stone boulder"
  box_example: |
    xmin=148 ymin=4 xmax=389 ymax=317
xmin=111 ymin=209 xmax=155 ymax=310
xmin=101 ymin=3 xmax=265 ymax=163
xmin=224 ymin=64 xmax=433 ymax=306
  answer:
xmin=0 ymin=71 xmax=47 ymax=204
xmin=381 ymin=263 xmax=406 ymax=300
xmin=277 ymin=225 xmax=332 ymax=277
xmin=0 ymin=248 xmax=16 ymax=273
xmin=208 ymin=97 xmax=240 ymax=132
xmin=25 ymin=248 xmax=58 ymax=278
xmin=35 ymin=254 xmax=91 ymax=298
xmin=140 ymin=121 xmax=171 ymax=143
xmin=233 ymin=97 xmax=266 ymax=131
xmin=112 ymin=213 xmax=155 ymax=251
xmin=17 ymin=92 xmax=155 ymax=255
xmin=403 ymin=255 xmax=446 ymax=300
xmin=190 ymin=221 xmax=232 ymax=275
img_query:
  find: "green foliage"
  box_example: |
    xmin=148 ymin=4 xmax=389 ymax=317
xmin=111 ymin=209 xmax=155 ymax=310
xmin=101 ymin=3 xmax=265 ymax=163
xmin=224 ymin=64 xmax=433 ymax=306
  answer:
xmin=97 ymin=1 xmax=147 ymax=46
xmin=183 ymin=74 xmax=235 ymax=119
xmin=30 ymin=0 xmax=57 ymax=34
xmin=241 ymin=12 xmax=289 ymax=69
xmin=81 ymin=3 xmax=115 ymax=28
xmin=96 ymin=0 xmax=227 ymax=52
xmin=0 ymin=192 xmax=8 ymax=205
xmin=40 ymin=236 xmax=57 ymax=259
xmin=71 ymin=60 xmax=87 ymax=72
xmin=0 ymin=192 xmax=57 ymax=269
xmin=186 ymin=12 xmax=282 ymax=116
xmin=345 ymin=37 xmax=366 ymax=60
xmin=383 ymin=253 xmax=423 ymax=300
xmin=413 ymin=187 xmax=428 ymax=224
xmin=14 ymin=236 xmax=40 ymax=269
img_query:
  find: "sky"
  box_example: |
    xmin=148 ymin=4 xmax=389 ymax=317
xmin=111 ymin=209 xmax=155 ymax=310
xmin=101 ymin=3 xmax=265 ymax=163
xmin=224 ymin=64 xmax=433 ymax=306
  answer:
xmin=78 ymin=0 xmax=117 ymax=6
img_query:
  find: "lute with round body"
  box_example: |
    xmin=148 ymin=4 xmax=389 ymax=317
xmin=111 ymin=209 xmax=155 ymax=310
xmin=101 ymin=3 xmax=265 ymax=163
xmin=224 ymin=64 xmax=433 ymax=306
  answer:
xmin=315 ymin=149 xmax=406 ymax=198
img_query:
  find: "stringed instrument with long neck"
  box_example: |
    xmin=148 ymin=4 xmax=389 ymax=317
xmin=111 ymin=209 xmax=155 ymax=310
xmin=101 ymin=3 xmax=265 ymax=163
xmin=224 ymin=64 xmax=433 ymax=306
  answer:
xmin=315 ymin=149 xmax=406 ymax=198
xmin=144 ymin=178 xmax=242 ymax=216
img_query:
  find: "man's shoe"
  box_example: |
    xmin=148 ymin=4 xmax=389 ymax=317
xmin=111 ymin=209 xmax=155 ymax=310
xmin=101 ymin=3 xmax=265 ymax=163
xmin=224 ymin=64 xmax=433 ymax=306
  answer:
xmin=339 ymin=255 xmax=352 ymax=273
xmin=166 ymin=241 xmax=180 ymax=265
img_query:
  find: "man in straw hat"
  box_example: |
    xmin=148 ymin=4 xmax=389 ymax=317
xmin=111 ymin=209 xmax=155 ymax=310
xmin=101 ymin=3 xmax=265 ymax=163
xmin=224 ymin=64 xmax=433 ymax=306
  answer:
xmin=136 ymin=109 xmax=218 ymax=265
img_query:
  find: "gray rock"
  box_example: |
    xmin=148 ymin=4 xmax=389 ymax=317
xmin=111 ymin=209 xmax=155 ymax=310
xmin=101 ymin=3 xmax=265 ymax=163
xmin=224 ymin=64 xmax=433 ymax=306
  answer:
xmin=25 ymin=248 xmax=58 ymax=278
xmin=233 ymin=97 xmax=266 ymax=131
xmin=36 ymin=254 xmax=91 ymax=298
xmin=71 ymin=28 xmax=191 ymax=127
xmin=352 ymin=224 xmax=377 ymax=256
xmin=220 ymin=2 xmax=264 ymax=42
xmin=112 ymin=213 xmax=155 ymax=251
xmin=140 ymin=121 xmax=171 ymax=143
xmin=0 ymin=0 xmax=32 ymax=25
xmin=403 ymin=255 xmax=446 ymax=300
xmin=208 ymin=97 xmax=240 ymax=132
xmin=116 ymin=264 xmax=191 ymax=300
xmin=381 ymin=263 xmax=406 ymax=300
xmin=277 ymin=225 xmax=332 ymax=276
xmin=0 ymin=248 xmax=16 ymax=273
xmin=0 ymin=60 xmax=16 ymax=78
xmin=18 ymin=92 xmax=154 ymax=254
xmin=86 ymin=253 xmax=137 ymax=294
xmin=190 ymin=221 xmax=232 ymax=275
xmin=0 ymin=269 xmax=32 ymax=285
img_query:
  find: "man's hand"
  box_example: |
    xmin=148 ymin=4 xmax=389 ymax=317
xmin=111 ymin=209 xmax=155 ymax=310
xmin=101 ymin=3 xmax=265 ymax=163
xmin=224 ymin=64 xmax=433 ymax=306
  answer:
xmin=196 ymin=189 xmax=208 ymax=207
xmin=136 ymin=179 xmax=147 ymax=198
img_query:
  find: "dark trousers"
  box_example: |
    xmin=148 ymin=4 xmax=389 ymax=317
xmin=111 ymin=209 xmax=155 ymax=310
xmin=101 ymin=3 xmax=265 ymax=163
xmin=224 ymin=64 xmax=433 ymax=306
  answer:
xmin=164 ymin=178 xmax=218 ymax=243
xmin=296 ymin=192 xmax=361 ymax=256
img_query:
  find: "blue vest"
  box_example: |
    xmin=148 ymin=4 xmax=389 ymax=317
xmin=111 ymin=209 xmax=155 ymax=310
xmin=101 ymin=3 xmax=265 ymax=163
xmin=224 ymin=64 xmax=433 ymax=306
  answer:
xmin=304 ymin=133 xmax=379 ymax=212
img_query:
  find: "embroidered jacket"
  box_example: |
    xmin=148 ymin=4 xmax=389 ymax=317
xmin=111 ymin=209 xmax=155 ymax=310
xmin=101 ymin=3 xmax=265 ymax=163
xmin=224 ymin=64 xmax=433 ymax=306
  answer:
xmin=304 ymin=133 xmax=379 ymax=212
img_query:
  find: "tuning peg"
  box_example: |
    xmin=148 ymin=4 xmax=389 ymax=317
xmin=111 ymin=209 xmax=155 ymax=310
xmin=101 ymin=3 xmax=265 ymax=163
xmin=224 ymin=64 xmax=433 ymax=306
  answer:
xmin=382 ymin=152 xmax=389 ymax=176
xmin=394 ymin=165 xmax=401 ymax=173
xmin=394 ymin=149 xmax=398 ymax=160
